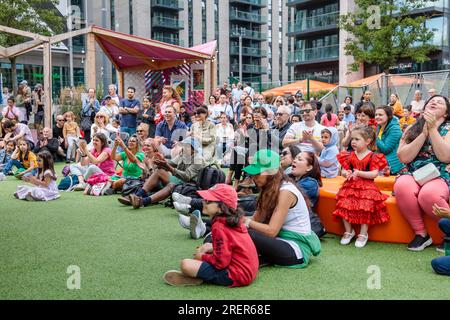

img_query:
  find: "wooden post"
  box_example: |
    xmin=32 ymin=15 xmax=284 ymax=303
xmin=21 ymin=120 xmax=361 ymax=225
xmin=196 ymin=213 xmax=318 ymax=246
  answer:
xmin=204 ymin=60 xmax=211 ymax=103
xmin=211 ymin=53 xmax=217 ymax=93
xmin=86 ymin=32 xmax=96 ymax=90
xmin=43 ymin=42 xmax=53 ymax=128
xmin=117 ymin=69 xmax=124 ymax=97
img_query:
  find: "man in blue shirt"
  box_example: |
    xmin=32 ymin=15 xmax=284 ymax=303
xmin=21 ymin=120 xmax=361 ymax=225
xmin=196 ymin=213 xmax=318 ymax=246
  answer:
xmin=155 ymin=105 xmax=188 ymax=157
xmin=119 ymin=87 xmax=140 ymax=136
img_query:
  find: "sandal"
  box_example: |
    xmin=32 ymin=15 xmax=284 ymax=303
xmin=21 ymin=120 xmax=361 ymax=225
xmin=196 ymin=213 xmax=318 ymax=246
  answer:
xmin=355 ymin=234 xmax=369 ymax=248
xmin=340 ymin=229 xmax=355 ymax=245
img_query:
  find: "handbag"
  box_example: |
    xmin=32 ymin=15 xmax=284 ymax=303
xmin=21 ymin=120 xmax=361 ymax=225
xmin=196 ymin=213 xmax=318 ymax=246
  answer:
xmin=80 ymin=116 xmax=92 ymax=132
xmin=412 ymin=163 xmax=441 ymax=186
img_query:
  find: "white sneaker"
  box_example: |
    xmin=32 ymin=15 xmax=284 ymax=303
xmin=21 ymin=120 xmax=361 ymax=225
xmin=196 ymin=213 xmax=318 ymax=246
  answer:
xmin=172 ymin=192 xmax=192 ymax=205
xmin=190 ymin=210 xmax=206 ymax=240
xmin=178 ymin=214 xmax=190 ymax=230
xmin=174 ymin=202 xmax=191 ymax=215
xmin=340 ymin=230 xmax=355 ymax=245
xmin=355 ymin=234 xmax=369 ymax=248
xmin=73 ymin=182 xmax=87 ymax=191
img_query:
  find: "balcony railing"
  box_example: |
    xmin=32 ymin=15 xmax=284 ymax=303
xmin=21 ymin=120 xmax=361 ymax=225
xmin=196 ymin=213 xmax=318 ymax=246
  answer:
xmin=229 ymin=0 xmax=267 ymax=7
xmin=230 ymin=46 xmax=266 ymax=57
xmin=229 ymin=10 xmax=267 ymax=24
xmin=151 ymin=0 xmax=183 ymax=10
xmin=289 ymin=11 xmax=339 ymax=33
xmin=288 ymin=44 xmax=339 ymax=64
xmin=230 ymin=28 xmax=267 ymax=40
xmin=153 ymin=35 xmax=184 ymax=46
xmin=152 ymin=16 xmax=184 ymax=29
xmin=230 ymin=64 xmax=267 ymax=74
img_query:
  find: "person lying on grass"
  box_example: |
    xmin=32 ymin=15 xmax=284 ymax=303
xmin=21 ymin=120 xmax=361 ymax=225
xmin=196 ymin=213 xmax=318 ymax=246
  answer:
xmin=163 ymin=184 xmax=259 ymax=287
xmin=14 ymin=151 xmax=60 ymax=201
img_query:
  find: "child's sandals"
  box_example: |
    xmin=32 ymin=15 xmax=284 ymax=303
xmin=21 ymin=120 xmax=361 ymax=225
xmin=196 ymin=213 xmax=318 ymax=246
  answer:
xmin=340 ymin=229 xmax=355 ymax=245
xmin=355 ymin=234 xmax=369 ymax=248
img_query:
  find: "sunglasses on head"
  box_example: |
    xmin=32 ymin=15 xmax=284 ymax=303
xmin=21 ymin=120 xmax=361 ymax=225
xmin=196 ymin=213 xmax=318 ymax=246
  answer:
xmin=299 ymin=109 xmax=312 ymax=114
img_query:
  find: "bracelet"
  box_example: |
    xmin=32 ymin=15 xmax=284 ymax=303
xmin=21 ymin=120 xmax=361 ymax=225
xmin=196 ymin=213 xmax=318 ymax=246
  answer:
xmin=244 ymin=217 xmax=251 ymax=228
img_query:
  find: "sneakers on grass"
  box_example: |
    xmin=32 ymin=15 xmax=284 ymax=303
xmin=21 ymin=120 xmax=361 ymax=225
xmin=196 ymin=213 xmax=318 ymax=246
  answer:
xmin=163 ymin=270 xmax=203 ymax=286
xmin=178 ymin=214 xmax=190 ymax=230
xmin=190 ymin=210 xmax=206 ymax=240
xmin=174 ymin=202 xmax=191 ymax=215
xmin=172 ymin=193 xmax=192 ymax=205
xmin=407 ymin=234 xmax=433 ymax=251
xmin=73 ymin=182 xmax=87 ymax=191
xmin=436 ymin=243 xmax=445 ymax=254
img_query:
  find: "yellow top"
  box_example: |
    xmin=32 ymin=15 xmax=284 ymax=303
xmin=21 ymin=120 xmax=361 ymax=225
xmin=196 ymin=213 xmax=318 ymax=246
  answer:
xmin=392 ymin=101 xmax=403 ymax=118
xmin=63 ymin=121 xmax=79 ymax=138
xmin=21 ymin=151 xmax=38 ymax=169
xmin=399 ymin=116 xmax=416 ymax=130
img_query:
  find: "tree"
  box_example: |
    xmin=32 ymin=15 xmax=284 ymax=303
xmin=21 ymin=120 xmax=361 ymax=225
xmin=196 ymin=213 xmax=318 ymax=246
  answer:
xmin=0 ymin=0 xmax=64 ymax=94
xmin=340 ymin=0 xmax=438 ymax=74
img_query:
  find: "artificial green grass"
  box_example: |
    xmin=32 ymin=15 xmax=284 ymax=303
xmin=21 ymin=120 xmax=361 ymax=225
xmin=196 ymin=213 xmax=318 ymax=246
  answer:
xmin=0 ymin=164 xmax=449 ymax=299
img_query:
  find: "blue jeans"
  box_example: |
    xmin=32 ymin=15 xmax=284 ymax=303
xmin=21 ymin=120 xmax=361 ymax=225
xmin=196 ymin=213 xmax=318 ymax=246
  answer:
xmin=120 ymin=127 xmax=136 ymax=136
xmin=2 ymin=159 xmax=37 ymax=177
xmin=431 ymin=218 xmax=450 ymax=276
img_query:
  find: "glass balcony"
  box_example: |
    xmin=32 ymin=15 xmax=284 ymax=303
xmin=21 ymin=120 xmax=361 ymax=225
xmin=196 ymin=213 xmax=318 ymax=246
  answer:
xmin=289 ymin=11 xmax=339 ymax=34
xmin=230 ymin=64 xmax=267 ymax=74
xmin=152 ymin=16 xmax=184 ymax=29
xmin=288 ymin=44 xmax=339 ymax=64
xmin=153 ymin=35 xmax=184 ymax=46
xmin=286 ymin=0 xmax=312 ymax=6
xmin=230 ymin=27 xmax=267 ymax=40
xmin=230 ymin=46 xmax=266 ymax=57
xmin=151 ymin=0 xmax=183 ymax=10
xmin=229 ymin=0 xmax=267 ymax=7
xmin=229 ymin=10 xmax=267 ymax=24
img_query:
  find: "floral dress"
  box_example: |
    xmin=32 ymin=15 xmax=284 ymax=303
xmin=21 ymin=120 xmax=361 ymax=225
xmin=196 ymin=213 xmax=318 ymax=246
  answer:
xmin=332 ymin=151 xmax=390 ymax=225
xmin=399 ymin=121 xmax=450 ymax=184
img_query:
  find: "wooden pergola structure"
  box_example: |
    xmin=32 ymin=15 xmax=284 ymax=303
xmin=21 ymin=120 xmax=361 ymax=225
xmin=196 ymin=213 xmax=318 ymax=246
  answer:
xmin=0 ymin=25 xmax=217 ymax=128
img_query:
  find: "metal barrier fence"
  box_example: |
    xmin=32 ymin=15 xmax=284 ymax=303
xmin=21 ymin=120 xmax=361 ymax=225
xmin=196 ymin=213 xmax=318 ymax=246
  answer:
xmin=319 ymin=70 xmax=450 ymax=112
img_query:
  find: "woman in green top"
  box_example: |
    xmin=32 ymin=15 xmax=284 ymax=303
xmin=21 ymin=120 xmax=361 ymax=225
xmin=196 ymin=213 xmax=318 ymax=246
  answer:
xmin=110 ymin=135 xmax=145 ymax=191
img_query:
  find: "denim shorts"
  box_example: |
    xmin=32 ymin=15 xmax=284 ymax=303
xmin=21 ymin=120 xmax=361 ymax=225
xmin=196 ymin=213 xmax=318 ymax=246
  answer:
xmin=197 ymin=262 xmax=233 ymax=286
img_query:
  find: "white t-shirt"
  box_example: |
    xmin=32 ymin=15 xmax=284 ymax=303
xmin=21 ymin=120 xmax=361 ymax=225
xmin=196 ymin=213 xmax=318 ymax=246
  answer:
xmin=277 ymin=182 xmax=312 ymax=259
xmin=285 ymin=121 xmax=325 ymax=153
xmin=411 ymin=100 xmax=425 ymax=113
xmin=99 ymin=105 xmax=119 ymax=124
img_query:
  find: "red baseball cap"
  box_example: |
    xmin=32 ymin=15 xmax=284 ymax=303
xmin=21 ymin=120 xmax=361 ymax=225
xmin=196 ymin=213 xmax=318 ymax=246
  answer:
xmin=197 ymin=184 xmax=238 ymax=210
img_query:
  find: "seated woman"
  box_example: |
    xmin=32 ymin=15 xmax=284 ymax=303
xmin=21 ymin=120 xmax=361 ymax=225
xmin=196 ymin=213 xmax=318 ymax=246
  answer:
xmin=215 ymin=112 xmax=235 ymax=165
xmin=375 ymin=105 xmax=404 ymax=175
xmin=118 ymin=137 xmax=206 ymax=208
xmin=110 ymin=136 xmax=145 ymax=192
xmin=189 ymin=106 xmax=216 ymax=164
xmin=394 ymin=95 xmax=450 ymax=251
xmin=290 ymin=151 xmax=326 ymax=237
xmin=89 ymin=112 xmax=117 ymax=149
xmin=70 ymin=133 xmax=116 ymax=191
xmin=280 ymin=145 xmax=301 ymax=175
xmin=242 ymin=149 xmax=321 ymax=267
xmin=136 ymin=123 xmax=149 ymax=144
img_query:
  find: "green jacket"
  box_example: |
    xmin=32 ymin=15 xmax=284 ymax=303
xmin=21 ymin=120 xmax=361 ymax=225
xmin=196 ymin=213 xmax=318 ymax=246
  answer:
xmin=277 ymin=230 xmax=321 ymax=268
xmin=376 ymin=117 xmax=404 ymax=174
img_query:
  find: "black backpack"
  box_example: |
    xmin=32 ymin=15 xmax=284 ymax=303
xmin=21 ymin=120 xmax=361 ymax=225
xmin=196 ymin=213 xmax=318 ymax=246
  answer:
xmin=197 ymin=165 xmax=226 ymax=190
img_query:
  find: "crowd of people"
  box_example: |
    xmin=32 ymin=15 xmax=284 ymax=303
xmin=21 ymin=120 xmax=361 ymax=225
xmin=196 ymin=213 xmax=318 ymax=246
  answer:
xmin=0 ymin=80 xmax=449 ymax=287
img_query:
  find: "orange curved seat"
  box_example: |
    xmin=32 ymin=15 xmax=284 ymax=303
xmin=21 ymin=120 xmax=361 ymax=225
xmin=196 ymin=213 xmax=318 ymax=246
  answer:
xmin=317 ymin=177 xmax=444 ymax=244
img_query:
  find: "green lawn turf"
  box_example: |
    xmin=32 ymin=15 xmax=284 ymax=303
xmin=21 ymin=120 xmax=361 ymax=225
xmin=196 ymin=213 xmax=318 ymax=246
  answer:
xmin=0 ymin=164 xmax=449 ymax=299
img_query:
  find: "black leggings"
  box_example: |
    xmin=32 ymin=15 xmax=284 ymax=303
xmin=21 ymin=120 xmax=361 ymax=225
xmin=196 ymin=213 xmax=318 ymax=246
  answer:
xmin=248 ymin=229 xmax=304 ymax=266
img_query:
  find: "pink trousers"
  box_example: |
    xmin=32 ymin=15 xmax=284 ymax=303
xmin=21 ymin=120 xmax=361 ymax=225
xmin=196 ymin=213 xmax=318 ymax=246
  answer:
xmin=394 ymin=175 xmax=449 ymax=235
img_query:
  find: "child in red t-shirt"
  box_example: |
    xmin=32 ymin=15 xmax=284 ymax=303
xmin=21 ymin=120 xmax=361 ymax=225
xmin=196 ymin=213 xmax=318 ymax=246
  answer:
xmin=164 ymin=184 xmax=259 ymax=287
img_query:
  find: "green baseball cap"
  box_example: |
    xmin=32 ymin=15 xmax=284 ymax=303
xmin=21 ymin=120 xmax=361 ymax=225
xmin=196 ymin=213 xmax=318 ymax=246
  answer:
xmin=243 ymin=149 xmax=280 ymax=176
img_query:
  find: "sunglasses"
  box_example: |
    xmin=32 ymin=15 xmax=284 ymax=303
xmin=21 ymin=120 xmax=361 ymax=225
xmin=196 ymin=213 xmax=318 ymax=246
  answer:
xmin=57 ymin=119 xmax=65 ymax=122
xmin=136 ymin=130 xmax=144 ymax=133
xmin=275 ymin=112 xmax=285 ymax=117
xmin=299 ymin=109 xmax=312 ymax=114
xmin=281 ymin=151 xmax=289 ymax=156
xmin=96 ymin=116 xmax=105 ymax=118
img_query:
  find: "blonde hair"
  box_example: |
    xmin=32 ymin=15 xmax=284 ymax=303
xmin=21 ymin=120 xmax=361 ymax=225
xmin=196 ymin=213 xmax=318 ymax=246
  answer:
xmin=94 ymin=111 xmax=110 ymax=126
xmin=64 ymin=111 xmax=76 ymax=121
xmin=163 ymin=85 xmax=182 ymax=104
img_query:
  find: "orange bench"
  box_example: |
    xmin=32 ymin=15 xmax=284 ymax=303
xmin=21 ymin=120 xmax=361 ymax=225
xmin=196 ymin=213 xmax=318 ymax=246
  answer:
xmin=316 ymin=177 xmax=444 ymax=244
